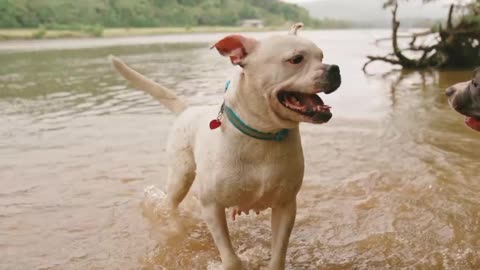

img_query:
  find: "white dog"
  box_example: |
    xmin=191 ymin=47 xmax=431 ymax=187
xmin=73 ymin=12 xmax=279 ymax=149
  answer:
xmin=110 ymin=23 xmax=341 ymax=270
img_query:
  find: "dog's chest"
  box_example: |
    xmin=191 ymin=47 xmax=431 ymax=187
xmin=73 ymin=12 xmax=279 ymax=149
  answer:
xmin=212 ymin=140 xmax=304 ymax=209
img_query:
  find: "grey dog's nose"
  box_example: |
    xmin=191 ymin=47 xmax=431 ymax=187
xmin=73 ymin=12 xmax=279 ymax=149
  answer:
xmin=445 ymin=87 xmax=456 ymax=97
xmin=327 ymin=65 xmax=340 ymax=74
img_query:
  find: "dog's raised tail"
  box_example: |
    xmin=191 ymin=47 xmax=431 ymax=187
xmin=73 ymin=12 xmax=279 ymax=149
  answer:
xmin=109 ymin=55 xmax=187 ymax=115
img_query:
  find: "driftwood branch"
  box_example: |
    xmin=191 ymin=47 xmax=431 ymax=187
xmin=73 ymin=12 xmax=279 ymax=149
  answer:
xmin=364 ymin=2 xmax=415 ymax=71
xmin=409 ymin=30 xmax=435 ymax=46
xmin=447 ymin=4 xmax=454 ymax=30
xmin=363 ymin=1 xmax=480 ymax=72
xmin=374 ymin=30 xmax=435 ymax=45
xmin=406 ymin=45 xmax=436 ymax=52
xmin=390 ymin=2 xmax=415 ymax=66
xmin=362 ymin=56 xmax=401 ymax=72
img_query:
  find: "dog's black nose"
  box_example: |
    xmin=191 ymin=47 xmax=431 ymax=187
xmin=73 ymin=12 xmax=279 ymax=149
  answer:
xmin=327 ymin=65 xmax=340 ymax=74
xmin=445 ymin=87 xmax=456 ymax=97
xmin=324 ymin=64 xmax=341 ymax=94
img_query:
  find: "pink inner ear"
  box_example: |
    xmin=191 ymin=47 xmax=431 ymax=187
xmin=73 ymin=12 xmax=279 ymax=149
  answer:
xmin=228 ymin=48 xmax=244 ymax=65
xmin=212 ymin=35 xmax=257 ymax=65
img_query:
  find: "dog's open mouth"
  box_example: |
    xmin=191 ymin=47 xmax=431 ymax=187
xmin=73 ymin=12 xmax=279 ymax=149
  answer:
xmin=278 ymin=91 xmax=332 ymax=123
xmin=465 ymin=117 xmax=480 ymax=131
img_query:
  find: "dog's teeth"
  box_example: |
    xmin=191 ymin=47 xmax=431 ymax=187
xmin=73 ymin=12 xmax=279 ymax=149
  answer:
xmin=287 ymin=102 xmax=302 ymax=111
xmin=313 ymin=104 xmax=331 ymax=112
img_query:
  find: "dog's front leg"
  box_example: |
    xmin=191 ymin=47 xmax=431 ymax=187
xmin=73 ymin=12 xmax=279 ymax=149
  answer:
xmin=269 ymin=199 xmax=297 ymax=270
xmin=203 ymin=204 xmax=243 ymax=270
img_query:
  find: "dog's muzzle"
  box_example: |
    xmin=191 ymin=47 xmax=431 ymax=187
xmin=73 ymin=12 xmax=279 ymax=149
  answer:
xmin=324 ymin=64 xmax=341 ymax=94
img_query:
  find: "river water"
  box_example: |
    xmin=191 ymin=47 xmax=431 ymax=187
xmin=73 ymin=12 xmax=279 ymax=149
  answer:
xmin=1 ymin=30 xmax=479 ymax=270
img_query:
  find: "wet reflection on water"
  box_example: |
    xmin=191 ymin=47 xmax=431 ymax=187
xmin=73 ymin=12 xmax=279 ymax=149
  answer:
xmin=0 ymin=30 xmax=479 ymax=270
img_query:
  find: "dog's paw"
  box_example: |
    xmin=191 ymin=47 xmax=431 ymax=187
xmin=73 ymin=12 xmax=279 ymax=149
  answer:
xmin=223 ymin=257 xmax=244 ymax=270
xmin=143 ymin=185 xmax=168 ymax=214
xmin=144 ymin=185 xmax=166 ymax=199
xmin=207 ymin=258 xmax=244 ymax=270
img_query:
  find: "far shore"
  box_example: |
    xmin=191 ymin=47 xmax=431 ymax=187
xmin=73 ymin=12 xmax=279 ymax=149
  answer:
xmin=0 ymin=27 xmax=393 ymax=53
xmin=0 ymin=26 xmax=326 ymax=41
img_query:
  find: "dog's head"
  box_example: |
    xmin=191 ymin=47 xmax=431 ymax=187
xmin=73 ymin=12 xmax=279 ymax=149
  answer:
xmin=446 ymin=67 xmax=480 ymax=132
xmin=212 ymin=24 xmax=341 ymax=128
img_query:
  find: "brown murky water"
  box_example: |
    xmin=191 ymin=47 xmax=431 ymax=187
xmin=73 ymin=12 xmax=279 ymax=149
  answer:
xmin=1 ymin=30 xmax=479 ymax=270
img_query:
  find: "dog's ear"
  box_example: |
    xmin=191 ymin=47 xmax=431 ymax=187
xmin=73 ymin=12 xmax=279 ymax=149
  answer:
xmin=211 ymin=35 xmax=258 ymax=66
xmin=473 ymin=67 xmax=480 ymax=78
xmin=289 ymin=22 xmax=304 ymax=35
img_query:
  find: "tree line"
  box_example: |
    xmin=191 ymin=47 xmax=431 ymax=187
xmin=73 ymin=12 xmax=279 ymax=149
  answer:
xmin=0 ymin=0 xmax=326 ymax=28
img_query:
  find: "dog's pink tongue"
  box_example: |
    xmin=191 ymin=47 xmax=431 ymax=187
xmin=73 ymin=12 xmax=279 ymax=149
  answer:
xmin=303 ymin=94 xmax=324 ymax=106
xmin=465 ymin=117 xmax=480 ymax=131
xmin=285 ymin=95 xmax=307 ymax=111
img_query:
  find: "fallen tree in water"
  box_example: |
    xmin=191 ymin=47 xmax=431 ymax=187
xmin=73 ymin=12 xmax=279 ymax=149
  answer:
xmin=364 ymin=0 xmax=480 ymax=71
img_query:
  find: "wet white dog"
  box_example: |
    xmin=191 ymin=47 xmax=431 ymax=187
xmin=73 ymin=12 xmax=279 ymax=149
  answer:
xmin=110 ymin=23 xmax=341 ymax=270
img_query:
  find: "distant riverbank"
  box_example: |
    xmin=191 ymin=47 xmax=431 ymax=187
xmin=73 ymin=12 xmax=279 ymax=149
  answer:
xmin=0 ymin=30 xmax=280 ymax=53
xmin=0 ymin=29 xmax=374 ymax=53
xmin=0 ymin=26 xmax=307 ymax=41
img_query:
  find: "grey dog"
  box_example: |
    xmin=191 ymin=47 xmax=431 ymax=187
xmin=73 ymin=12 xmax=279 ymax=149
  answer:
xmin=446 ymin=67 xmax=480 ymax=132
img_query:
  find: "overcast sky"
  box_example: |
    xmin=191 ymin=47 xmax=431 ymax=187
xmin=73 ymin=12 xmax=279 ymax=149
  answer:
xmin=284 ymin=0 xmax=467 ymax=3
xmin=282 ymin=0 xmax=472 ymax=23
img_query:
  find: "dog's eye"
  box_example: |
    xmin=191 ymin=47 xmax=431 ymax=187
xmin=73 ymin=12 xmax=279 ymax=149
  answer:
xmin=473 ymin=80 xmax=478 ymax=88
xmin=288 ymin=55 xmax=304 ymax=65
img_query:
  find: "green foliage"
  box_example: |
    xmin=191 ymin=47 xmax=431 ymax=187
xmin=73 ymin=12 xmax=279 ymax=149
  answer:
xmin=0 ymin=0 xmax=322 ymax=28
xmin=39 ymin=23 xmax=104 ymax=37
xmin=82 ymin=24 xmax=104 ymax=37
xmin=32 ymin=25 xmax=47 ymax=39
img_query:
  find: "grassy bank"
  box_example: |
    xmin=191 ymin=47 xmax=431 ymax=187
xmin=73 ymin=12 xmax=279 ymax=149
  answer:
xmin=0 ymin=26 xmax=294 ymax=41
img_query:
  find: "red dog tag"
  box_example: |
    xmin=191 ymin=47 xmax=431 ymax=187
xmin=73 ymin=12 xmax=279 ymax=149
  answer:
xmin=209 ymin=119 xmax=222 ymax=130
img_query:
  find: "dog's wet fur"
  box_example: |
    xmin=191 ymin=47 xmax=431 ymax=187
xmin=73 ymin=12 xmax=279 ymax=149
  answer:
xmin=446 ymin=67 xmax=480 ymax=131
xmin=111 ymin=23 xmax=341 ymax=270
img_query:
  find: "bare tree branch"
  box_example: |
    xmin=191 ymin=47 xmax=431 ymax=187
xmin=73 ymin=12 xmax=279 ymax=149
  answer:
xmin=387 ymin=2 xmax=417 ymax=67
xmin=364 ymin=0 xmax=480 ymax=72
xmin=362 ymin=56 xmax=401 ymax=72
xmin=374 ymin=30 xmax=435 ymax=45
xmin=447 ymin=4 xmax=454 ymax=30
